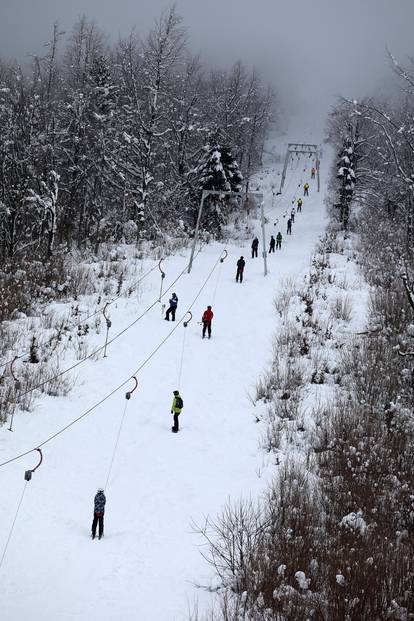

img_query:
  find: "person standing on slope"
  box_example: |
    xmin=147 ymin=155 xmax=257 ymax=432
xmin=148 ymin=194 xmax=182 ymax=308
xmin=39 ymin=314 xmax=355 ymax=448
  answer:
xmin=269 ymin=235 xmax=276 ymax=253
xmin=165 ymin=292 xmax=178 ymax=321
xmin=311 ymin=166 xmax=316 ymax=179
xmin=251 ymin=236 xmax=259 ymax=258
xmin=291 ymin=208 xmax=295 ymax=223
xmin=91 ymin=488 xmax=106 ymax=540
xmin=202 ymin=305 xmax=214 ymax=339
xmin=304 ymin=182 xmax=309 ymax=197
xmin=287 ymin=218 xmax=292 ymax=235
xmin=236 ymin=256 xmax=245 ymax=282
xmin=276 ymin=232 xmax=283 ymax=250
xmin=171 ymin=389 xmax=183 ymax=433
xmin=297 ymin=197 xmax=303 ymax=212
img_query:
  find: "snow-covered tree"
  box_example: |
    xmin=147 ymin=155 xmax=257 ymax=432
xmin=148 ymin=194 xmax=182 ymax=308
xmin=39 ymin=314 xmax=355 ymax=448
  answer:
xmin=195 ymin=140 xmax=243 ymax=232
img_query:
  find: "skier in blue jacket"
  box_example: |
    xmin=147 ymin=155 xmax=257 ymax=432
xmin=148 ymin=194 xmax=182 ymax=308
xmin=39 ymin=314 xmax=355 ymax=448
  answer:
xmin=91 ymin=489 xmax=106 ymax=540
xmin=165 ymin=293 xmax=178 ymax=321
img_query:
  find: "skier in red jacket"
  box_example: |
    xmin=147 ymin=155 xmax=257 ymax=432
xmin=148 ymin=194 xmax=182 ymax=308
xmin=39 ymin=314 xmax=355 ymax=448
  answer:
xmin=202 ymin=305 xmax=214 ymax=339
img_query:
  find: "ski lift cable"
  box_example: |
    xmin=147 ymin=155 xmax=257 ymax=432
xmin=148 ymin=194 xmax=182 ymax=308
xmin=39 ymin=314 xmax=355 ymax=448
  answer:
xmin=104 ymin=376 xmax=138 ymax=491
xmin=131 ymin=248 xmax=225 ymax=376
xmin=0 ymin=481 xmax=29 ymax=571
xmin=211 ymin=249 xmax=228 ymax=305
xmin=104 ymin=395 xmax=130 ymax=490
xmin=177 ymin=312 xmax=192 ymax=389
xmin=262 ymin=153 xmax=305 ymax=224
xmin=0 ymin=248 xmax=224 ymax=471
xmin=272 ymin=152 xmax=300 ymax=211
xmin=266 ymin=152 xmax=303 ymax=220
xmin=104 ymin=398 xmax=129 ymax=491
xmin=0 ymin=261 xmax=161 ymax=371
xmin=0 ymin=448 xmax=43 ymax=570
xmin=12 ymin=255 xmax=200 ymax=404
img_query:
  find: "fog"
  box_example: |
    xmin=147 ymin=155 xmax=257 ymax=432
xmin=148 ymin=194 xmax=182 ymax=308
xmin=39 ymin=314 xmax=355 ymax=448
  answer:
xmin=1 ymin=0 xmax=413 ymax=133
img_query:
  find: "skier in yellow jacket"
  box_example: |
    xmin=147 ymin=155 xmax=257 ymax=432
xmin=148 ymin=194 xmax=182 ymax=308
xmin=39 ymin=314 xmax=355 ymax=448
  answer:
xmin=171 ymin=390 xmax=184 ymax=433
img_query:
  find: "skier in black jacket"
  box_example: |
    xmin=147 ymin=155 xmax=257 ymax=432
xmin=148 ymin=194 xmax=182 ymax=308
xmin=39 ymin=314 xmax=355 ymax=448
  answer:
xmin=165 ymin=293 xmax=178 ymax=321
xmin=91 ymin=489 xmax=106 ymax=540
xmin=269 ymin=236 xmax=276 ymax=253
xmin=251 ymin=237 xmax=259 ymax=258
xmin=236 ymin=256 xmax=245 ymax=282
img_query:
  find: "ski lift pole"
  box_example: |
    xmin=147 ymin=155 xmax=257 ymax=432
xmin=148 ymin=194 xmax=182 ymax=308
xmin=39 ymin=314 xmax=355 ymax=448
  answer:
xmin=316 ymin=150 xmax=321 ymax=192
xmin=279 ymin=150 xmax=290 ymax=193
xmin=103 ymin=303 xmax=112 ymax=358
xmin=8 ymin=356 xmax=21 ymax=432
xmin=260 ymin=200 xmax=268 ymax=277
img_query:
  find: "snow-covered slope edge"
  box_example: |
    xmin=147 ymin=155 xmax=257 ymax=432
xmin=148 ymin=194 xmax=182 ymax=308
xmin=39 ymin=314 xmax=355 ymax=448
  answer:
xmin=194 ymin=179 xmax=414 ymax=620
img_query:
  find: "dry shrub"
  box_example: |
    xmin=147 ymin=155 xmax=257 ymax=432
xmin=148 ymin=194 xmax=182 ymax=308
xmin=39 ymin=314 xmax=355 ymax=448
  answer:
xmin=330 ymin=293 xmax=353 ymax=322
xmin=273 ymin=277 xmax=297 ymax=318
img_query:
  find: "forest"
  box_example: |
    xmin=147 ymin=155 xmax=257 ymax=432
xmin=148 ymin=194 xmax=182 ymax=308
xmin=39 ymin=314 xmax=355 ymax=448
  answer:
xmin=0 ymin=8 xmax=275 ymax=321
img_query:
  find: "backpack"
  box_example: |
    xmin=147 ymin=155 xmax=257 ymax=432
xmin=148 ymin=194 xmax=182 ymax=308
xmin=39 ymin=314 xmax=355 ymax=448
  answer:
xmin=175 ymin=396 xmax=183 ymax=409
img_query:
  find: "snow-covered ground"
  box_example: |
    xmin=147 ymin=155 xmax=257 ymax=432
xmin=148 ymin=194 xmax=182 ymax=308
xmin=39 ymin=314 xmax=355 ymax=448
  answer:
xmin=0 ymin=142 xmax=330 ymax=621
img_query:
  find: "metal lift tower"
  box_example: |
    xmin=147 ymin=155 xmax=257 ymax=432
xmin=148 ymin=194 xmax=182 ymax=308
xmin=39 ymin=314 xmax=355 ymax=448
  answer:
xmin=279 ymin=143 xmax=321 ymax=194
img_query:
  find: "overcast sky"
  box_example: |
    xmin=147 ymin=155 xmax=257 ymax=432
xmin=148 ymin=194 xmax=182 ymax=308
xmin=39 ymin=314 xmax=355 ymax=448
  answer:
xmin=1 ymin=0 xmax=413 ymax=133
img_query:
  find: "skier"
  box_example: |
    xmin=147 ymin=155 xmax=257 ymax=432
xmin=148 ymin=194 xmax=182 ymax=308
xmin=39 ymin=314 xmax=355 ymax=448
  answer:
xmin=251 ymin=236 xmax=259 ymax=258
xmin=276 ymin=232 xmax=282 ymax=250
xmin=297 ymin=197 xmax=303 ymax=212
xmin=311 ymin=167 xmax=316 ymax=179
xmin=269 ymin=235 xmax=276 ymax=253
xmin=304 ymin=182 xmax=309 ymax=197
xmin=202 ymin=305 xmax=214 ymax=339
xmin=287 ymin=218 xmax=292 ymax=235
xmin=171 ymin=389 xmax=183 ymax=433
xmin=91 ymin=488 xmax=106 ymax=540
xmin=236 ymin=256 xmax=245 ymax=282
xmin=291 ymin=208 xmax=295 ymax=223
xmin=165 ymin=292 xmax=178 ymax=321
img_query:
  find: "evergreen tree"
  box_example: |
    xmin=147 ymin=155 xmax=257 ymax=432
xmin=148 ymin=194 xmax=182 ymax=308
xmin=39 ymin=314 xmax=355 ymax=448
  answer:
xmin=196 ymin=140 xmax=244 ymax=233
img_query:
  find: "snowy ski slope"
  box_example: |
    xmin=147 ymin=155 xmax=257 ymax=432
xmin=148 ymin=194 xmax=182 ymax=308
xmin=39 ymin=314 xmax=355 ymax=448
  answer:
xmin=0 ymin=141 xmax=329 ymax=621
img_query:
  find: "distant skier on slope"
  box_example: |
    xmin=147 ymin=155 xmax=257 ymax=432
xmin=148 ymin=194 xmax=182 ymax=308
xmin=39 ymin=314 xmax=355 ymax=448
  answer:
xmin=269 ymin=236 xmax=276 ymax=253
xmin=287 ymin=218 xmax=292 ymax=235
xmin=251 ymin=236 xmax=259 ymax=258
xmin=236 ymin=256 xmax=245 ymax=282
xmin=311 ymin=166 xmax=316 ymax=179
xmin=304 ymin=182 xmax=309 ymax=197
xmin=165 ymin=293 xmax=178 ymax=321
xmin=291 ymin=208 xmax=295 ymax=223
xmin=91 ymin=489 xmax=106 ymax=540
xmin=276 ymin=232 xmax=282 ymax=249
xmin=171 ymin=390 xmax=183 ymax=433
xmin=202 ymin=305 xmax=214 ymax=339
xmin=297 ymin=198 xmax=303 ymax=212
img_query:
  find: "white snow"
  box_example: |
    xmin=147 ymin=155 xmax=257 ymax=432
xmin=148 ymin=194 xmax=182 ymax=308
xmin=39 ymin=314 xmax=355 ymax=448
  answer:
xmin=340 ymin=511 xmax=368 ymax=536
xmin=277 ymin=563 xmax=287 ymax=576
xmin=295 ymin=570 xmax=310 ymax=590
xmin=0 ymin=139 xmax=330 ymax=620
